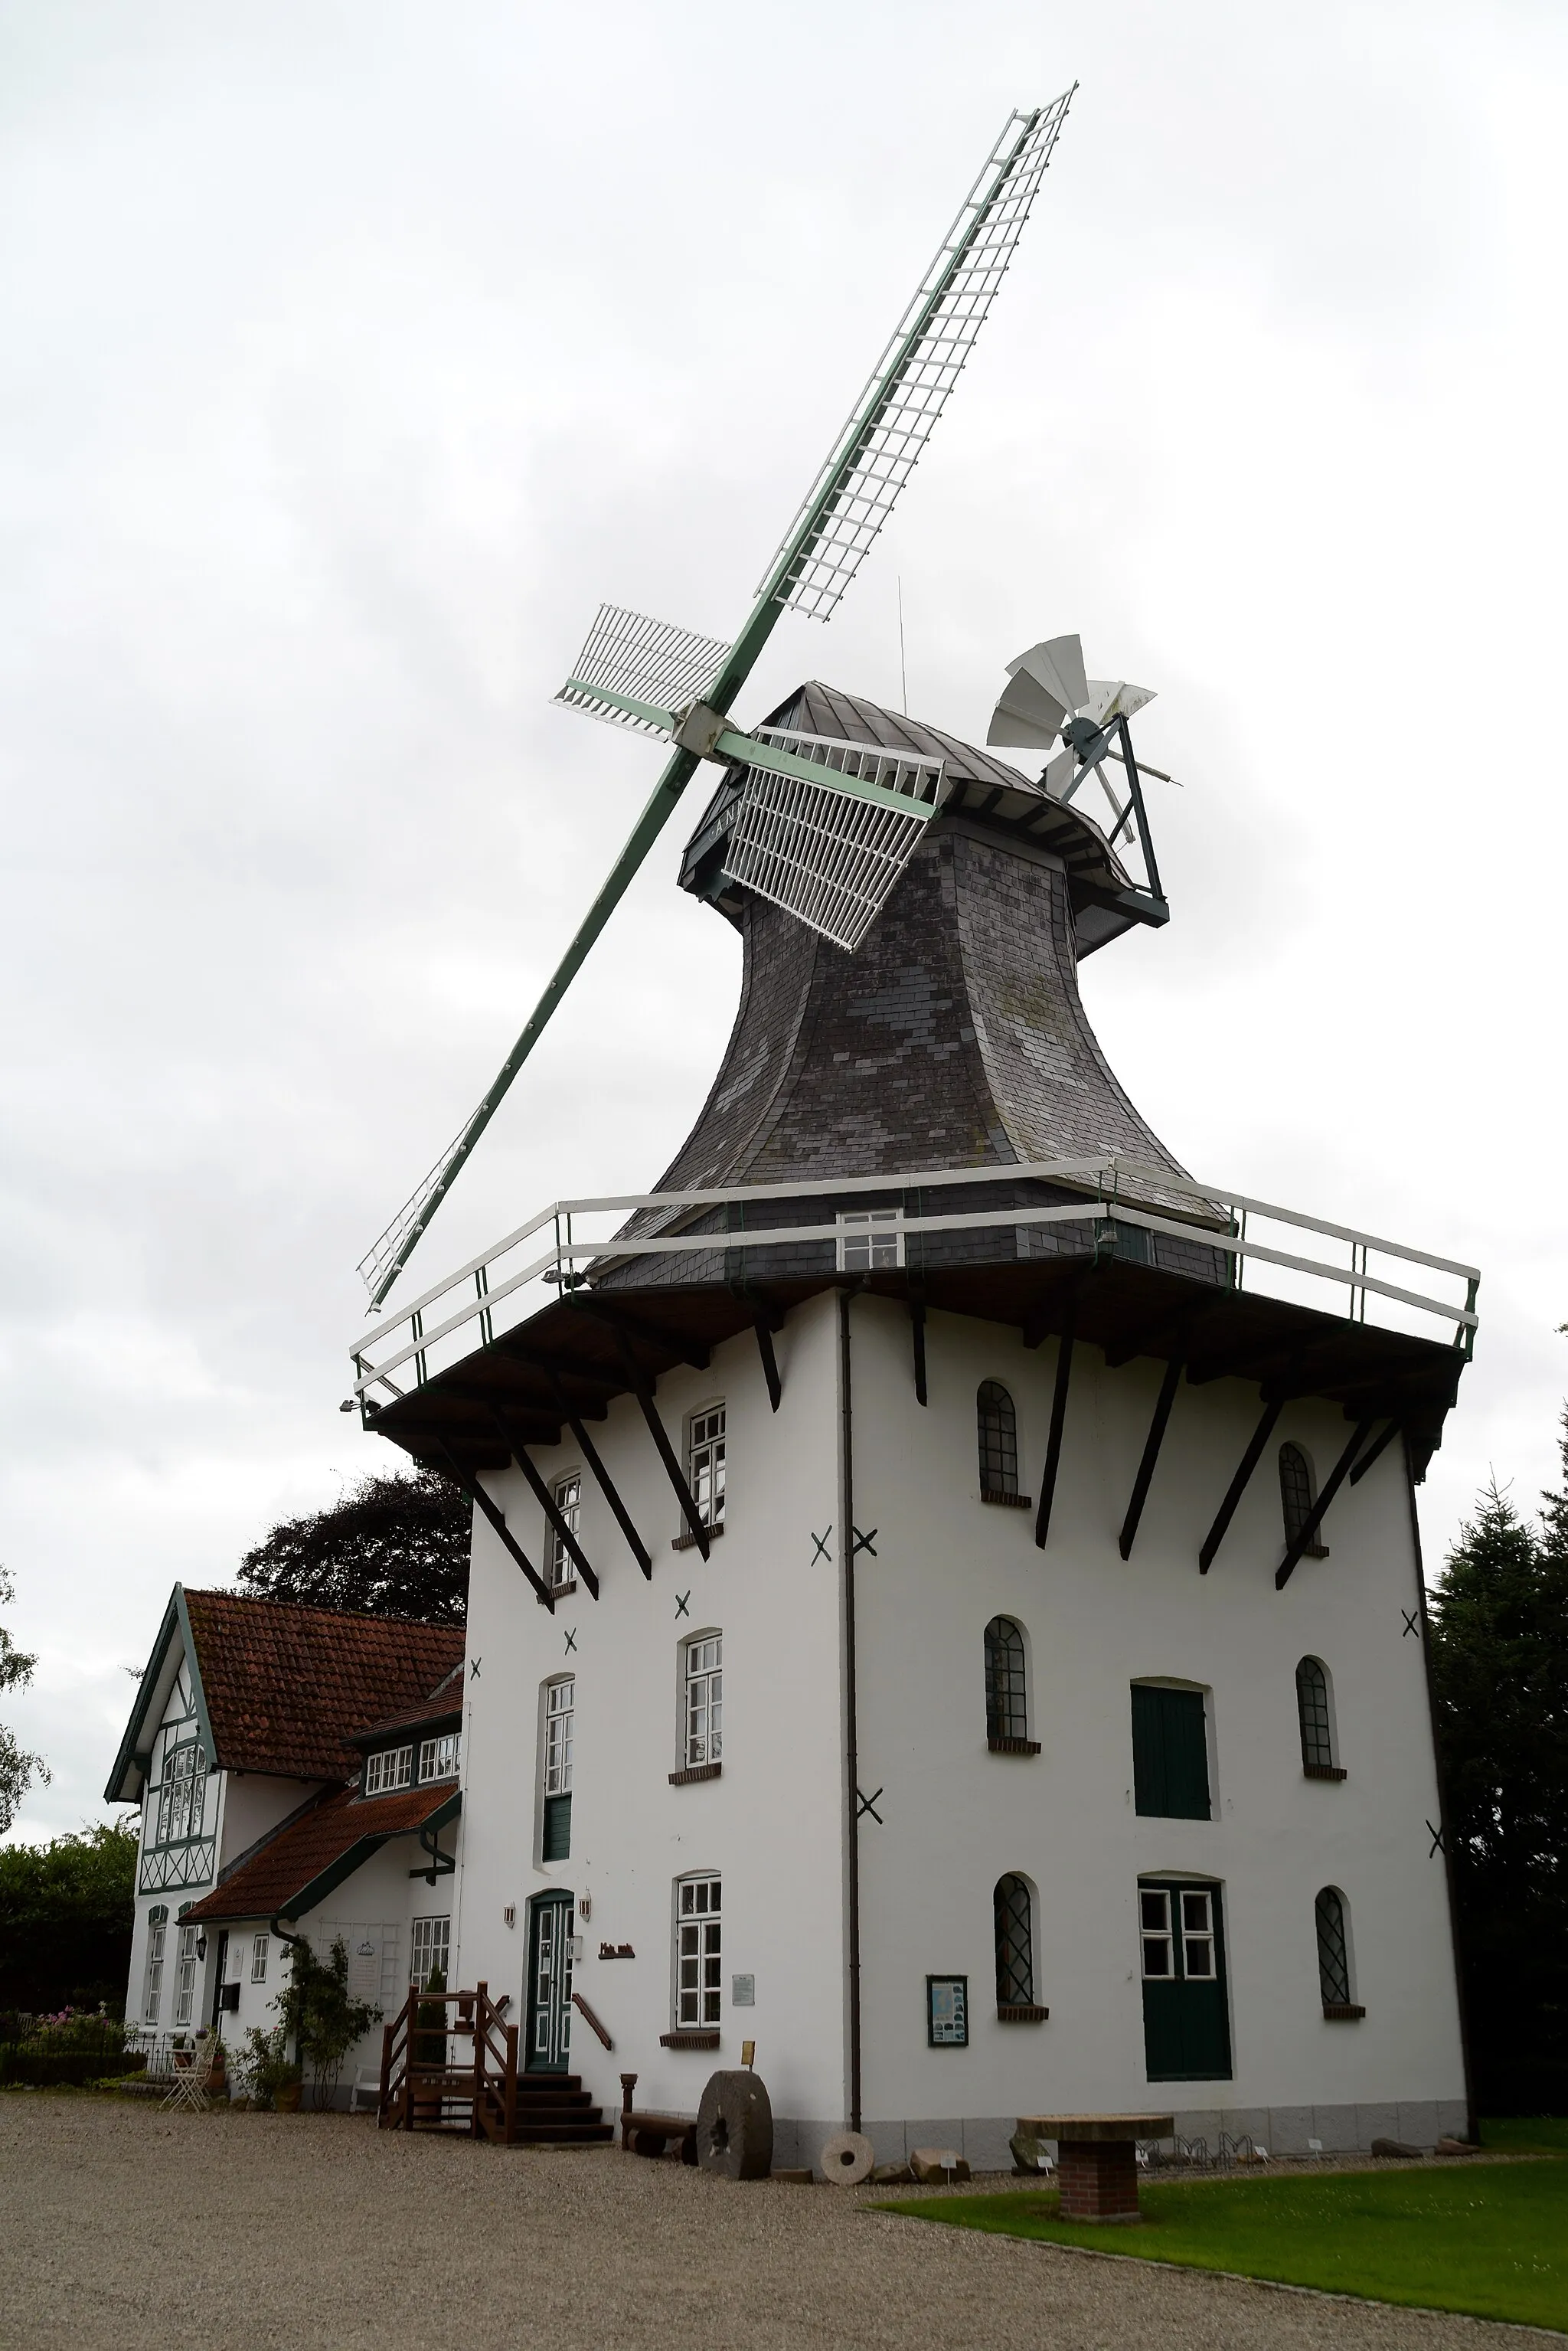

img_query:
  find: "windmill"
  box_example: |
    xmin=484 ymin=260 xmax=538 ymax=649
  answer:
xmin=359 ymin=93 xmax=1076 ymax=1311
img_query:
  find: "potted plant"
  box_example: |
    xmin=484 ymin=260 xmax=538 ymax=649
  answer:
xmin=230 ymin=2026 xmax=302 ymax=2111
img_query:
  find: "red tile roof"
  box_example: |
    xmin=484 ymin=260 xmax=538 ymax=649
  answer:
xmin=184 ymin=1591 xmax=466 ymax=1783
xmin=185 ymin=1782 xmax=455 ymax=1924
xmin=351 ymin=1663 xmax=465 ymax=1746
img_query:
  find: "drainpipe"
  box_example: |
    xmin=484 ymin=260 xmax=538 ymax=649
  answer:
xmin=270 ymin=1914 xmax=309 ymax=2068
xmin=838 ymin=1289 xmax=863 ymax=2135
xmin=1403 ymin=1434 xmax=1479 ymax=2145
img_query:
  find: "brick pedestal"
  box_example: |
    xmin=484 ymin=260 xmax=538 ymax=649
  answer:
xmin=1057 ymin=2137 xmax=1141 ymax=2223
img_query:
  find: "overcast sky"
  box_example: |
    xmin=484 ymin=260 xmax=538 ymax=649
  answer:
xmin=3 ymin=0 xmax=1564 ymax=1845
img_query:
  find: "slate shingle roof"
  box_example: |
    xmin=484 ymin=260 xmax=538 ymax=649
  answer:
xmin=183 ymin=1591 xmax=466 ymax=1783
xmin=184 ymin=1781 xmax=454 ymax=1924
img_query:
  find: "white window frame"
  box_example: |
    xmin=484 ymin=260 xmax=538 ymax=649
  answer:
xmin=418 ymin=1730 xmax=461 ymax=1783
xmin=548 ymin=1470 xmax=582 ymax=1589
xmin=675 ymin=1875 xmax=722 ymax=2028
xmin=250 ymin=1932 xmax=268 ymax=1985
xmin=364 ymin=1744 xmax=413 ymax=1796
xmin=836 ymin=1207 xmax=903 ymax=1272
xmin=1178 ymin=1887 xmax=1216 ymax=1979
xmin=688 ymin=1404 xmax=726 ymax=1529
xmin=684 ymin=1635 xmax=722 ymax=1768
xmin=544 ymin=1678 xmax=573 ymax=1798
xmin=142 ymin=1921 xmax=166 ymax=2022
xmin=154 ymin=1738 xmax=204 ymax=1849
xmin=410 ymin=1914 xmax=451 ymax=1990
xmin=172 ymin=1924 xmax=199 ymax=2027
xmin=1139 ymin=1886 xmax=1172 ymax=1980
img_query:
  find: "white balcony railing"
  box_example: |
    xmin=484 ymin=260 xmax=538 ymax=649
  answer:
xmin=349 ymin=1156 xmax=1480 ymax=1409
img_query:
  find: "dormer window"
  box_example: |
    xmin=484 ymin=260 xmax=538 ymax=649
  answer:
xmin=364 ymin=1743 xmax=413 ymax=1796
xmin=419 ymin=1731 xmax=461 ymax=1783
xmin=837 ymin=1207 xmax=902 ymax=1270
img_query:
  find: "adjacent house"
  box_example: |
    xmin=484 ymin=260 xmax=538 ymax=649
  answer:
xmin=107 ymin=1588 xmax=465 ymax=2068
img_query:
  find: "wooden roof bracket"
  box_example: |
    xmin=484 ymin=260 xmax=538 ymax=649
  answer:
xmin=541 ymin=1367 xmax=653 ymax=1580
xmin=612 ymin=1329 xmax=710 ymax=1559
xmin=1034 ymin=1289 xmax=1080 ymax=1548
xmin=429 ymin=1438 xmax=554 ymax=1611
xmin=1119 ymin=1354 xmax=1184 ymax=1561
xmin=491 ymin=1408 xmax=601 ymax=1600
xmin=1198 ymin=1396 xmax=1285 ymax=1574
xmin=1275 ymin=1417 xmax=1377 ymax=1589
xmin=1348 ymin=1414 xmax=1403 ymax=1487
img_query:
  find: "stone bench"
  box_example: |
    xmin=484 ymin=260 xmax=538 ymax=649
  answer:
xmin=1018 ymin=2114 xmax=1174 ymax=2223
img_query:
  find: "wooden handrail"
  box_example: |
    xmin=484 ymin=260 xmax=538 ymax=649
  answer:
xmin=571 ymin=1991 xmax=613 ymax=2051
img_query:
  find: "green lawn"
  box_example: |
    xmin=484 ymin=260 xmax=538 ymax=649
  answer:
xmin=1482 ymin=2116 xmax=1568 ymax=2156
xmin=875 ymin=2160 xmax=1568 ymax=2333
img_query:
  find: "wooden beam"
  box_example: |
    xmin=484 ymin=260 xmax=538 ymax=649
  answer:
xmin=492 ymin=1412 xmax=600 ymax=1600
xmin=1348 ymin=1416 xmax=1402 ymax=1486
xmin=1197 ymin=1397 xmax=1284 ymax=1574
xmin=1118 ymin=1356 xmax=1183 ymax=1561
xmin=612 ymin=1330 xmax=710 ymax=1558
xmin=540 ymin=1368 xmax=653 ymax=1581
xmin=753 ymin=1315 xmax=782 ymax=1413
xmin=1034 ymin=1302 xmax=1077 ymax=1549
xmin=1276 ymin=1417 xmax=1376 ymax=1588
xmin=428 ymin=1439 xmax=554 ymax=1611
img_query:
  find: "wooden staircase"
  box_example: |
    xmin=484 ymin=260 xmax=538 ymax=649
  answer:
xmin=377 ymin=1980 xmax=612 ymax=2147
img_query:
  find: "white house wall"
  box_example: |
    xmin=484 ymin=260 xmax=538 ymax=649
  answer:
xmin=845 ymin=1293 xmax=1467 ymax=2163
xmin=455 ymin=1290 xmax=848 ymax=2152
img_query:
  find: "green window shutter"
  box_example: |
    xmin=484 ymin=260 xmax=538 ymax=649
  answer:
xmin=1131 ymin=1686 xmax=1210 ymax=1819
xmin=542 ymin=1793 xmax=572 ymax=1862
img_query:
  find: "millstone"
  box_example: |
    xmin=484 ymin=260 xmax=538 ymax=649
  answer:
xmin=696 ymin=2070 xmax=773 ymax=2182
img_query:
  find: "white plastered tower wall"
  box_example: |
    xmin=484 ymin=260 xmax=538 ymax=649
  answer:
xmin=448 ymin=1282 xmax=1468 ymax=2166
xmin=844 ymin=1292 xmax=1467 ymax=2163
xmin=454 ymin=1291 xmax=851 ymax=2157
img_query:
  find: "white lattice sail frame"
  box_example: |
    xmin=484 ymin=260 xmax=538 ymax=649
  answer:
xmin=554 ymin=603 xmax=729 ymax=734
xmin=760 ymin=93 xmax=1073 ymax=623
xmin=721 ymin=729 xmax=946 ymax=951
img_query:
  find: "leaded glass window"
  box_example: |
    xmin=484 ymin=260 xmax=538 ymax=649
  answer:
xmin=1296 ymin=1657 xmax=1334 ymax=1770
xmin=1315 ymin=1887 xmax=1351 ymax=2006
xmin=676 ymin=1875 xmax=721 ymax=2026
xmin=993 ymin=1873 xmax=1034 ymax=2009
xmin=978 ymin=1381 xmax=1018 ymax=1497
xmin=1279 ymin=1443 xmax=1328 ymax=1557
xmin=984 ymin=1617 xmax=1027 ymax=1741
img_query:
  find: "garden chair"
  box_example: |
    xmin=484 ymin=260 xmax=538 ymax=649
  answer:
xmin=161 ymin=2034 xmax=220 ymax=2112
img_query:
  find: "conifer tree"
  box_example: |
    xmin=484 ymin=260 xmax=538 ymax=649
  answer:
xmin=1430 ymin=1444 xmax=1568 ymax=2112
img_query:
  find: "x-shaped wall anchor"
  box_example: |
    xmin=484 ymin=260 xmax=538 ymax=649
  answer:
xmin=810 ymin=1528 xmax=833 ymax=1566
xmin=1402 ymin=1608 xmax=1419 ymax=1639
xmin=675 ymin=1591 xmax=691 ymax=1619
xmin=851 ymin=1526 xmax=878 ymax=1560
xmin=469 ymin=1657 xmax=482 ymax=1680
xmin=563 ymin=1628 xmax=577 ymax=1655
xmin=1426 ymin=1819 xmax=1446 ymax=1857
xmin=857 ymin=1787 xmax=884 ymax=1823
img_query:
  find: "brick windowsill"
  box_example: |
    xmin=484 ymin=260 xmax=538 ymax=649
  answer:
xmin=996 ymin=2003 xmax=1050 ymax=2023
xmin=981 ymin=1489 xmax=1033 ymax=1509
xmin=1322 ymin=2003 xmax=1367 ymax=2021
xmin=988 ymin=1735 xmax=1041 ymax=1756
xmin=546 ymin=1579 xmax=577 ymax=1600
xmin=659 ymin=2029 xmax=720 ymax=2050
xmin=671 ymin=1523 xmax=725 ymax=1554
xmin=668 ymin=1763 xmax=722 ymax=1787
xmin=1303 ymin=1763 xmax=1348 ymax=1781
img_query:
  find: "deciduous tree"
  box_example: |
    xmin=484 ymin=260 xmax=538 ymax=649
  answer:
xmin=235 ymin=1466 xmax=467 ymax=1623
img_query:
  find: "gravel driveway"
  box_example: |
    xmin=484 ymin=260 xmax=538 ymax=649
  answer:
xmin=0 ymin=2095 xmax=1549 ymax=2351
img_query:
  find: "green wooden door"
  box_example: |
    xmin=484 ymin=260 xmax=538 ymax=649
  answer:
xmin=1131 ymin=1685 xmax=1210 ymax=1818
xmin=526 ymin=1892 xmax=573 ymax=2072
xmin=1139 ymin=1879 xmax=1232 ymax=2081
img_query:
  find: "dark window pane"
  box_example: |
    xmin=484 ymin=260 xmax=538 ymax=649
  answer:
xmin=993 ymin=1873 xmax=1034 ymax=2007
xmin=984 ymin=1616 xmax=1028 ymax=1740
xmin=977 ymin=1381 xmax=1018 ymax=1497
xmin=1315 ymin=1887 xmax=1351 ymax=2006
xmin=1295 ymin=1657 xmax=1334 ymax=1769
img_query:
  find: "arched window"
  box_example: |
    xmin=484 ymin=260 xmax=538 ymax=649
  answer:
xmin=994 ymin=1874 xmax=1035 ymax=2010
xmin=984 ymin=1617 xmax=1028 ymax=1742
xmin=1315 ymin=1886 xmax=1354 ymax=2009
xmin=1295 ymin=1657 xmax=1334 ymax=1771
xmin=978 ymin=1381 xmax=1018 ymax=1499
xmin=1279 ymin=1443 xmax=1328 ymax=1558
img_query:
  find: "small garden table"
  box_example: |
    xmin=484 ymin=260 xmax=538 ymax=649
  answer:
xmin=1020 ymin=2114 xmax=1174 ymax=2223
